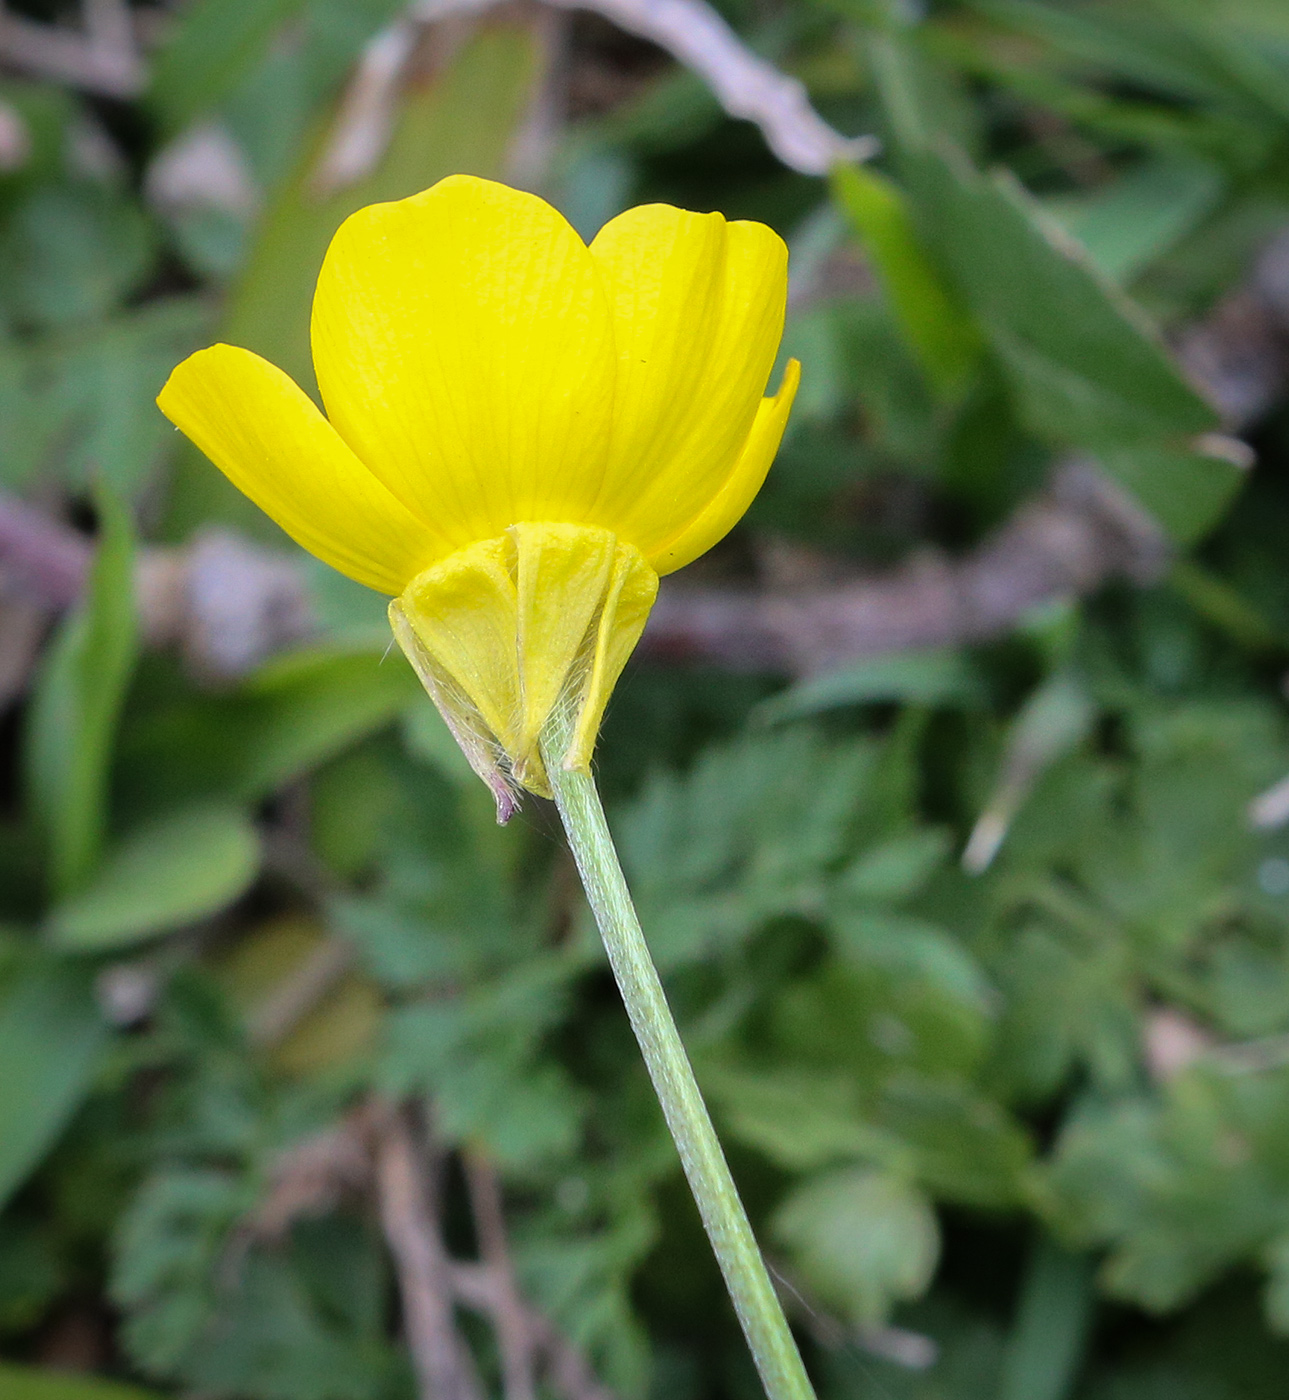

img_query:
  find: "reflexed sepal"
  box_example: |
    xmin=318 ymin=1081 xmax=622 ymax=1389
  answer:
xmin=390 ymin=522 xmax=658 ymax=820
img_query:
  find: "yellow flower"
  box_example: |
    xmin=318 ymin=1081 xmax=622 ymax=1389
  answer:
xmin=158 ymin=174 xmax=798 ymax=817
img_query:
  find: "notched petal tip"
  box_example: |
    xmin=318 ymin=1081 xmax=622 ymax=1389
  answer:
xmin=590 ymin=206 xmax=790 ymax=553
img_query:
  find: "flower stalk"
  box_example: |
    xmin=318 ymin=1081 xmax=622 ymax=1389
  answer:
xmin=541 ymin=711 xmax=817 ymax=1400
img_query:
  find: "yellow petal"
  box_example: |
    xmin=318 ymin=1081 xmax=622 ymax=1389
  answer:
xmin=311 ymin=175 xmax=618 ymax=547
xmin=589 ymin=206 xmax=788 ymax=554
xmin=157 ymin=344 xmax=440 ymax=595
xmin=647 ymin=358 xmax=800 ymax=576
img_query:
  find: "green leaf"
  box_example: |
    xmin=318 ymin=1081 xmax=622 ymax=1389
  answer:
xmin=47 ymin=804 xmax=260 ymax=952
xmin=1098 ymin=441 xmax=1246 ymax=546
xmin=0 ymin=1365 xmax=161 ymax=1400
xmin=1261 ymin=1233 xmax=1289 ymax=1334
xmin=0 ymin=960 xmax=107 ymax=1210
xmin=118 ymin=646 xmax=422 ymax=814
xmin=1047 ymin=156 xmax=1224 ymax=285
xmin=0 ymin=184 xmax=155 ymax=330
xmin=906 ymin=148 xmax=1221 ymax=476
xmin=999 ymin=1238 xmax=1096 ymax=1400
xmin=828 ymin=161 xmax=979 ymax=397
xmin=773 ymin=1167 xmax=940 ymax=1329
xmin=838 ymin=829 xmax=952 ymax=904
xmin=41 ymin=300 xmax=210 ymax=498
xmin=831 ymin=161 xmax=982 ymax=395
xmin=149 ymin=0 xmax=310 ymax=134
xmin=24 ymin=484 xmax=138 ymax=897
xmin=706 ymin=1066 xmax=900 ymax=1172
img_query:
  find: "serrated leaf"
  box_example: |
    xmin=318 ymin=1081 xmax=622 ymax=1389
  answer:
xmin=0 ymin=184 xmax=155 ymax=330
xmin=48 ymin=805 xmax=260 ymax=951
xmin=839 ymin=829 xmax=953 ymax=903
xmin=774 ymin=1167 xmax=940 ymax=1329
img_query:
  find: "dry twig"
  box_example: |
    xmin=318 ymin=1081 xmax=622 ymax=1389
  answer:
xmin=0 ymin=0 xmax=142 ymax=96
xmin=464 ymin=1149 xmax=538 ymax=1400
xmin=371 ymin=1103 xmax=484 ymax=1400
xmin=247 ymin=1112 xmax=375 ymax=1239
xmin=315 ymin=0 xmax=872 ymax=189
xmin=246 ymin=1105 xmax=618 ymax=1400
xmin=645 ymin=458 xmax=1170 ymax=674
xmin=449 ymin=1263 xmax=618 ymax=1400
xmin=543 ymin=0 xmax=875 ymax=174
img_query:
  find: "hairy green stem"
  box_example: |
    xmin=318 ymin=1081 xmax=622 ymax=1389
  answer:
xmin=541 ymin=722 xmax=817 ymax=1400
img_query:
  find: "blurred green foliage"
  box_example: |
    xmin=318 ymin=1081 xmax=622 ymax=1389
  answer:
xmin=3 ymin=0 xmax=1289 ymax=1397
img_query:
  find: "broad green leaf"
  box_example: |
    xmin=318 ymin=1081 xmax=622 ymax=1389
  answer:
xmin=0 ymin=184 xmax=155 ymax=330
xmin=773 ymin=1167 xmax=940 ymax=1329
xmin=149 ymin=0 xmax=310 ymax=134
xmin=0 ymin=1365 xmax=160 ymax=1400
xmin=908 ymin=148 xmax=1219 ymax=452
xmin=0 ymin=960 xmax=107 ymax=1210
xmin=999 ymin=1239 xmax=1096 ymax=1400
xmin=227 ymin=648 xmax=421 ymax=800
xmin=47 ymin=804 xmax=260 ymax=952
xmin=118 ymin=646 xmax=422 ymax=814
xmin=1098 ymin=442 xmax=1246 ymax=545
xmin=831 ymin=161 xmax=981 ymax=394
xmin=25 ymin=485 xmax=138 ymax=897
xmin=1047 ymin=156 xmax=1224 ymax=285
xmin=166 ymin=24 xmax=543 ymax=540
xmin=866 ymin=29 xmax=983 ymax=159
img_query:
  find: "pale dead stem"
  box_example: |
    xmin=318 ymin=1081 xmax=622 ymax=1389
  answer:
xmin=311 ymin=0 xmax=873 ymax=194
xmin=246 ymin=1103 xmax=619 ymax=1400
xmin=0 ymin=0 xmax=869 ymax=185
xmin=0 ymin=0 xmax=141 ymax=96
xmin=371 ymin=1103 xmax=487 ymax=1400
xmin=463 ymin=1148 xmax=538 ymax=1400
